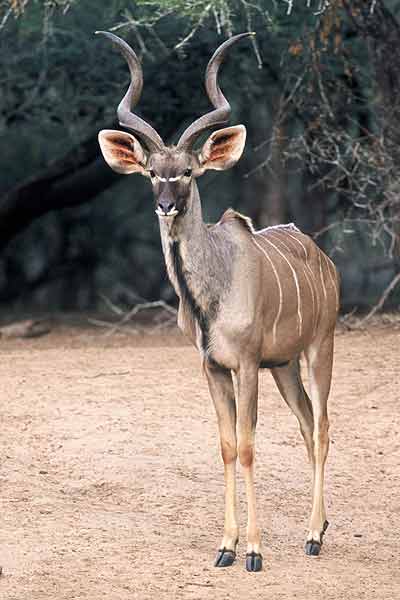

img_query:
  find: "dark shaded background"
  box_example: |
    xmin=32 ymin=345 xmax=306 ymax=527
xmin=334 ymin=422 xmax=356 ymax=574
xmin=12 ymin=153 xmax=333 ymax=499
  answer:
xmin=0 ymin=0 xmax=399 ymax=316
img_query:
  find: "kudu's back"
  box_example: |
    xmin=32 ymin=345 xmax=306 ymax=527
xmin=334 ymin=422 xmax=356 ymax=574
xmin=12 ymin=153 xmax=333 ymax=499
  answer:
xmin=207 ymin=212 xmax=340 ymax=369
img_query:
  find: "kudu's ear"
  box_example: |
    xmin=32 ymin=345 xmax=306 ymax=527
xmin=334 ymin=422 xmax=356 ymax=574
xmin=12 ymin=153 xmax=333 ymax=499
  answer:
xmin=98 ymin=130 xmax=148 ymax=175
xmin=197 ymin=125 xmax=246 ymax=173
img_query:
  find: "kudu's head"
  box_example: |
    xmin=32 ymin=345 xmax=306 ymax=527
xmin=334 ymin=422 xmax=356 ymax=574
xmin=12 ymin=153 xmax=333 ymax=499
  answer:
xmin=98 ymin=32 xmax=252 ymax=219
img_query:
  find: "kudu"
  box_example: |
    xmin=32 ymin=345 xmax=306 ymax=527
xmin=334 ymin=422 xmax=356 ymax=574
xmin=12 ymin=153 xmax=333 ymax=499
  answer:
xmin=97 ymin=31 xmax=340 ymax=572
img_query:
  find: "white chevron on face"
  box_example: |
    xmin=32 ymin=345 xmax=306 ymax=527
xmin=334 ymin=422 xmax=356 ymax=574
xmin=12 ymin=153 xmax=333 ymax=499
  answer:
xmin=155 ymin=174 xmax=183 ymax=182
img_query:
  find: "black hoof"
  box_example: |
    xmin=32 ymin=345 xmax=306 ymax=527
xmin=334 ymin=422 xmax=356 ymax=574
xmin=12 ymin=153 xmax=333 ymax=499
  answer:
xmin=214 ymin=547 xmax=236 ymax=568
xmin=305 ymin=540 xmax=321 ymax=556
xmin=246 ymin=551 xmax=263 ymax=572
xmin=305 ymin=520 xmax=329 ymax=556
xmin=322 ymin=520 xmax=329 ymax=538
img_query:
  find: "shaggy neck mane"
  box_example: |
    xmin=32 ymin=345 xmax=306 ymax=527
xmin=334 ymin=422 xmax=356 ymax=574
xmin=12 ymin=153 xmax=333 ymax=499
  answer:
xmin=170 ymin=239 xmax=211 ymax=352
xmin=159 ymin=183 xmax=236 ymax=355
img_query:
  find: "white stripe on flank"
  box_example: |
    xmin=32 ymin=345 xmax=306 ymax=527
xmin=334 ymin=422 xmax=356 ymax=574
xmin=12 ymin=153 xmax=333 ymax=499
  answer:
xmin=283 ymin=231 xmax=319 ymax=334
xmin=285 ymin=231 xmax=308 ymax=260
xmin=252 ymin=237 xmax=283 ymax=346
xmin=323 ymin=254 xmax=339 ymax=312
xmin=302 ymin=265 xmax=317 ymax=335
xmin=271 ymin=231 xmax=316 ymax=327
xmin=319 ymin=251 xmax=327 ymax=303
xmin=262 ymin=236 xmax=303 ymax=336
xmin=270 ymin=231 xmax=312 ymax=336
xmin=268 ymin=231 xmax=292 ymax=254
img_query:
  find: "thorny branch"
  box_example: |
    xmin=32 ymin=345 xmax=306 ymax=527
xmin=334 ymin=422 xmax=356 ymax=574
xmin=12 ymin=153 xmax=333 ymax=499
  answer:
xmin=246 ymin=1 xmax=400 ymax=260
xmin=359 ymin=271 xmax=400 ymax=322
xmin=89 ymin=299 xmax=178 ymax=336
xmin=285 ymin=122 xmax=400 ymax=253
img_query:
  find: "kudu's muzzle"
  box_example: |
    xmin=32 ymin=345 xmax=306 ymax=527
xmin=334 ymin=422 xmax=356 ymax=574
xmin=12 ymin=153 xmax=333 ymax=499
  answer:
xmin=155 ymin=187 xmax=179 ymax=217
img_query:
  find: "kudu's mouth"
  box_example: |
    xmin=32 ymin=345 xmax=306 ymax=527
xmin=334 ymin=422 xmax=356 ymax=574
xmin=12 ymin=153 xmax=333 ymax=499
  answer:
xmin=155 ymin=205 xmax=179 ymax=218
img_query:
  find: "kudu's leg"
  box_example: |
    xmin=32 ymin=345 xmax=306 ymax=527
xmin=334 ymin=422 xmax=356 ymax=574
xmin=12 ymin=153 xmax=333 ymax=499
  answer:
xmin=204 ymin=362 xmax=239 ymax=568
xmin=304 ymin=333 xmax=334 ymax=556
xmin=236 ymin=362 xmax=262 ymax=572
xmin=271 ymin=359 xmax=314 ymax=464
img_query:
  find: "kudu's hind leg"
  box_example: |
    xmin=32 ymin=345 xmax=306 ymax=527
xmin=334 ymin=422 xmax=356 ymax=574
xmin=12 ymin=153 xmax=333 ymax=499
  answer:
xmin=271 ymin=359 xmax=314 ymax=464
xmin=237 ymin=363 xmax=262 ymax=572
xmin=305 ymin=334 xmax=334 ymax=556
xmin=204 ymin=362 xmax=238 ymax=568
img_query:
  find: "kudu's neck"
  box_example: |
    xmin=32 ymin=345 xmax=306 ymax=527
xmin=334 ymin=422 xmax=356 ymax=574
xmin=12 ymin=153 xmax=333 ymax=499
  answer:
xmin=158 ymin=180 xmax=208 ymax=278
xmin=158 ymin=181 xmax=230 ymax=354
xmin=158 ymin=181 xmax=234 ymax=350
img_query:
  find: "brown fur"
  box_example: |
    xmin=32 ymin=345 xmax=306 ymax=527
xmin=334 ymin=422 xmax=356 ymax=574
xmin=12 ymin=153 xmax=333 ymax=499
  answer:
xmin=98 ymin=30 xmax=340 ymax=567
xmin=218 ymin=208 xmax=255 ymax=234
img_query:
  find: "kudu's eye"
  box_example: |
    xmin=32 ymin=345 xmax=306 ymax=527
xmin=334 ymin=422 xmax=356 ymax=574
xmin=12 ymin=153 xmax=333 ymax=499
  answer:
xmin=184 ymin=168 xmax=192 ymax=177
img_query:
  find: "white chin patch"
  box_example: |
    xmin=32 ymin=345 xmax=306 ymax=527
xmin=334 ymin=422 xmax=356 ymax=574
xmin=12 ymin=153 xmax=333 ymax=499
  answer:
xmin=155 ymin=208 xmax=179 ymax=218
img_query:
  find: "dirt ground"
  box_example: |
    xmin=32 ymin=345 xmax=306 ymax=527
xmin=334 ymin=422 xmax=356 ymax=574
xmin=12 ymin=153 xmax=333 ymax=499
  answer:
xmin=1 ymin=320 xmax=399 ymax=599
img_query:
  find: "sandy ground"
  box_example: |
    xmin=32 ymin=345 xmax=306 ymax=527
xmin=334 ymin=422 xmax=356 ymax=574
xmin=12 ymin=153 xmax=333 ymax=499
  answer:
xmin=1 ymin=322 xmax=399 ymax=599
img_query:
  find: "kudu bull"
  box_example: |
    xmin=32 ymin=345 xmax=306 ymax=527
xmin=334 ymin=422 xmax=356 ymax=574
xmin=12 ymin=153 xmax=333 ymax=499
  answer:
xmin=97 ymin=31 xmax=340 ymax=572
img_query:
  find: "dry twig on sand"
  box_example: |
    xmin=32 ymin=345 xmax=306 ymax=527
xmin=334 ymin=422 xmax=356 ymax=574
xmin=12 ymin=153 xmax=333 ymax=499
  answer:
xmin=89 ymin=300 xmax=177 ymax=336
xmin=358 ymin=272 xmax=400 ymax=325
xmin=0 ymin=319 xmax=51 ymax=339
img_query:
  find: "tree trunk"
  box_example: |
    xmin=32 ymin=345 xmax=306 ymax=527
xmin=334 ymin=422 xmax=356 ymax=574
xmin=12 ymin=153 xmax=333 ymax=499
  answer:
xmin=0 ymin=132 xmax=121 ymax=250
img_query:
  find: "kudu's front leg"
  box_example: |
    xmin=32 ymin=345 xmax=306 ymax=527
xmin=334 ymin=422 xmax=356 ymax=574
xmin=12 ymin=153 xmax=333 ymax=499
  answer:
xmin=237 ymin=362 xmax=262 ymax=572
xmin=204 ymin=362 xmax=238 ymax=568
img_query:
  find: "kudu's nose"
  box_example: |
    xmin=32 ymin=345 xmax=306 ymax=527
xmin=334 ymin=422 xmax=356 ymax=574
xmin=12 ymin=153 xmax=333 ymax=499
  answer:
xmin=157 ymin=201 xmax=176 ymax=215
xmin=159 ymin=201 xmax=175 ymax=212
